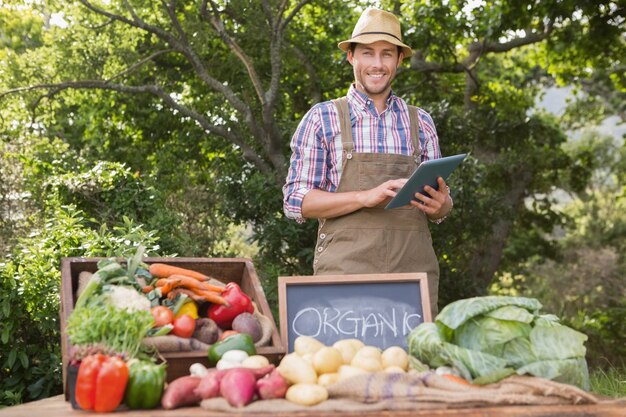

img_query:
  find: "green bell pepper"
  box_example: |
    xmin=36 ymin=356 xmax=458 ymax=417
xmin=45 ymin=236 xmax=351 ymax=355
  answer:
xmin=124 ymin=360 xmax=166 ymax=409
xmin=208 ymin=333 xmax=256 ymax=366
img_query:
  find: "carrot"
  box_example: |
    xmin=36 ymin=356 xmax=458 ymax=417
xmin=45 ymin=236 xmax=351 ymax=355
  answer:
xmin=169 ymin=288 xmax=228 ymax=305
xmin=155 ymin=276 xmax=223 ymax=294
xmin=149 ymin=263 xmax=211 ymax=281
xmin=190 ymin=288 xmax=228 ymax=305
xmin=142 ymin=285 xmax=154 ymax=294
xmin=168 ymin=274 xmax=224 ymax=293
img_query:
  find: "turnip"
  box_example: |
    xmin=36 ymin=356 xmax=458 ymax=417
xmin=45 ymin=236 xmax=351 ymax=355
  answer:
xmin=256 ymin=369 xmax=288 ymax=399
xmin=219 ymin=368 xmax=257 ymax=407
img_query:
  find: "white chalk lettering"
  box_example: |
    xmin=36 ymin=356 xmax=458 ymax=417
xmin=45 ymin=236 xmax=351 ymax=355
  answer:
xmin=403 ymin=312 xmax=422 ymax=334
xmin=292 ymin=307 xmax=321 ymax=337
xmin=361 ymin=313 xmax=380 ymax=337
xmin=378 ymin=309 xmax=398 ymax=338
xmin=291 ymin=307 xmax=423 ymax=342
xmin=322 ymin=308 xmax=340 ymax=335
xmin=337 ymin=310 xmax=358 ymax=337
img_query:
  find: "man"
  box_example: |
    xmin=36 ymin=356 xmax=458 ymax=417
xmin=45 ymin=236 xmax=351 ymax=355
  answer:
xmin=282 ymin=8 xmax=452 ymax=316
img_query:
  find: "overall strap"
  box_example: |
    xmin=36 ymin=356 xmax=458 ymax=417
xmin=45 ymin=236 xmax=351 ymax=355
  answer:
xmin=407 ymin=105 xmax=421 ymax=164
xmin=332 ymin=97 xmax=355 ymax=161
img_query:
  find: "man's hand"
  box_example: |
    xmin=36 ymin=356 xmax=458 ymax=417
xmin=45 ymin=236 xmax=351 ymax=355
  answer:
xmin=410 ymin=177 xmax=452 ymax=220
xmin=301 ymin=178 xmax=407 ymax=219
xmin=356 ymin=178 xmax=408 ymax=208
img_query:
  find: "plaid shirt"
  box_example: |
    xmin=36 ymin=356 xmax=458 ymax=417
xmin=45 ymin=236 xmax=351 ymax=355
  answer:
xmin=283 ymin=84 xmax=441 ymax=222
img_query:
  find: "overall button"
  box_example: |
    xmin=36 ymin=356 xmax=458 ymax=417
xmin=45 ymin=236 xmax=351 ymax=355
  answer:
xmin=317 ymin=246 xmax=324 ymax=252
xmin=346 ymin=153 xmax=353 ymax=160
xmin=319 ymin=233 xmax=326 ymax=240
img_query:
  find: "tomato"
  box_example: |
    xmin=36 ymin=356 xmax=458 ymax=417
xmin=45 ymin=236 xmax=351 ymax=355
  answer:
xmin=151 ymin=306 xmax=174 ymax=327
xmin=172 ymin=314 xmax=196 ymax=338
xmin=219 ymin=330 xmax=239 ymax=341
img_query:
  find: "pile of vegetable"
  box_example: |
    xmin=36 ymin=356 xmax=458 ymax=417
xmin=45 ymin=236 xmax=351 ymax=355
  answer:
xmin=66 ymin=246 xmax=167 ymax=412
xmin=65 ymin=246 xmax=269 ymax=412
xmin=160 ymin=335 xmax=413 ymax=409
xmin=407 ymin=296 xmax=590 ymax=389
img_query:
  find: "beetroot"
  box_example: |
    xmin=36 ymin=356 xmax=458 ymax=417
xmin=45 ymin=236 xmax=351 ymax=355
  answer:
xmin=256 ymin=369 xmax=288 ymax=399
xmin=219 ymin=368 xmax=257 ymax=407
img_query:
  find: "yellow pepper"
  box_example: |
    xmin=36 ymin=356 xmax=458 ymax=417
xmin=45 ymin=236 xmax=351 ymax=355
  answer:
xmin=175 ymin=301 xmax=199 ymax=319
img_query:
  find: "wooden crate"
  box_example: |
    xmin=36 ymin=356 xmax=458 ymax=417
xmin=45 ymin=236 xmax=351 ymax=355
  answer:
xmin=60 ymin=257 xmax=285 ymax=397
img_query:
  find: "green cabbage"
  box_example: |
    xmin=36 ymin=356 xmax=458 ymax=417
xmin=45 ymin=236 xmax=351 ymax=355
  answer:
xmin=407 ymin=296 xmax=590 ymax=389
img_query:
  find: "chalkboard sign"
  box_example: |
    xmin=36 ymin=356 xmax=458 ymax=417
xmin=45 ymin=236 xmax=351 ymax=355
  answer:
xmin=278 ymin=273 xmax=431 ymax=352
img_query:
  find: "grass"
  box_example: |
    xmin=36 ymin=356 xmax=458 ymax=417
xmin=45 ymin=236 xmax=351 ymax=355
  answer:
xmin=589 ymin=365 xmax=626 ymax=398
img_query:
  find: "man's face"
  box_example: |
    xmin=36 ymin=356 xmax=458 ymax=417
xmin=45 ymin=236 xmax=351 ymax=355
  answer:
xmin=348 ymin=41 xmax=404 ymax=100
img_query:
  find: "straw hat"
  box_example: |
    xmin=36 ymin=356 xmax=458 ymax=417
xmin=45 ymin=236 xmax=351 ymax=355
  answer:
xmin=338 ymin=8 xmax=413 ymax=58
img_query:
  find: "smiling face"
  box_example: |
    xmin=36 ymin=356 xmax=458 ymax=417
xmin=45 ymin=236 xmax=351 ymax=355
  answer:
xmin=348 ymin=41 xmax=404 ymax=104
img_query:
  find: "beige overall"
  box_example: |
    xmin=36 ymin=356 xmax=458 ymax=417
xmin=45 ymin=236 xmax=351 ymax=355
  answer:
xmin=313 ymin=97 xmax=440 ymax=316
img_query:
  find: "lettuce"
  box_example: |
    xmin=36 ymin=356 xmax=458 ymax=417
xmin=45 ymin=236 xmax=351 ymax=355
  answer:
xmin=407 ymin=296 xmax=590 ymax=389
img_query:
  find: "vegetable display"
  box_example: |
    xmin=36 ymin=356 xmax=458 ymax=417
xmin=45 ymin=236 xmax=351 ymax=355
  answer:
xmin=407 ymin=296 xmax=590 ymax=389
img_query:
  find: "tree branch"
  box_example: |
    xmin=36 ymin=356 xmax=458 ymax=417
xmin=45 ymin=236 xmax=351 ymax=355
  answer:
xmin=79 ymin=0 xmax=179 ymax=47
xmin=201 ymin=0 xmax=266 ymax=107
xmin=1 ymin=81 xmax=271 ymax=173
xmin=290 ymin=44 xmax=322 ymax=104
xmin=161 ymin=0 xmax=189 ymax=44
xmin=106 ymin=49 xmax=176 ymax=83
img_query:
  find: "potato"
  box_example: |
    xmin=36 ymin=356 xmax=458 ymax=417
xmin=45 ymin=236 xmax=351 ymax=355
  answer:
xmin=312 ymin=346 xmax=343 ymax=375
xmin=351 ymin=356 xmax=382 ymax=372
xmin=241 ymin=355 xmax=270 ymax=369
xmin=301 ymin=353 xmax=314 ymax=366
xmin=337 ymin=365 xmax=368 ymax=382
xmin=332 ymin=340 xmax=358 ymax=364
xmin=351 ymin=346 xmax=383 ymax=371
xmin=294 ymin=336 xmax=325 ymax=356
xmin=285 ymin=383 xmax=328 ymax=406
xmin=317 ymin=372 xmax=339 ymax=387
xmin=354 ymin=346 xmax=382 ymax=360
xmin=381 ymin=346 xmax=409 ymax=371
xmin=277 ymin=353 xmax=317 ymax=385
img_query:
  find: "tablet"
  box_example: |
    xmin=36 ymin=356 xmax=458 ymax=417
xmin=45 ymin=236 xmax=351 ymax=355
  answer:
xmin=385 ymin=153 xmax=467 ymax=210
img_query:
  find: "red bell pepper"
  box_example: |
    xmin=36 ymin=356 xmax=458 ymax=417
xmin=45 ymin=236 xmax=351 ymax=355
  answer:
xmin=75 ymin=354 xmax=129 ymax=413
xmin=208 ymin=282 xmax=254 ymax=329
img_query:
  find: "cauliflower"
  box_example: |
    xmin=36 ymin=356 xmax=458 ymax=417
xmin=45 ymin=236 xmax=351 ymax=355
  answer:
xmin=105 ymin=285 xmax=151 ymax=312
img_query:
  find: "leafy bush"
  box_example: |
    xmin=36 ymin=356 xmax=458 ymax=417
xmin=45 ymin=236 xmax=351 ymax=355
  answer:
xmin=0 ymin=205 xmax=160 ymax=406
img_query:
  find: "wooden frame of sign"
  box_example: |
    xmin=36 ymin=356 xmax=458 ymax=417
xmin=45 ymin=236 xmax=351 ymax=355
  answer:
xmin=278 ymin=273 xmax=431 ymax=353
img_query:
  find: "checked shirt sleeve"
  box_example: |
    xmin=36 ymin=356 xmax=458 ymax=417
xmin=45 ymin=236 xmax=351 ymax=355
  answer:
xmin=282 ymin=106 xmax=328 ymax=223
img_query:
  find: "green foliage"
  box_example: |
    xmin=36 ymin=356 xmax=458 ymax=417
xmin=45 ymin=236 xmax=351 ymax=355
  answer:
xmin=589 ymin=362 xmax=626 ymax=398
xmin=0 ymin=205 xmax=160 ymax=406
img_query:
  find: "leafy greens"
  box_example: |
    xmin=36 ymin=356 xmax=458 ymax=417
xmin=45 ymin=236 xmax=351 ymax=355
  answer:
xmin=407 ymin=296 xmax=590 ymax=389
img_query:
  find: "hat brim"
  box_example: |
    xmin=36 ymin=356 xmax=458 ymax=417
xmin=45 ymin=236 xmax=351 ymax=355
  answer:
xmin=338 ymin=34 xmax=413 ymax=58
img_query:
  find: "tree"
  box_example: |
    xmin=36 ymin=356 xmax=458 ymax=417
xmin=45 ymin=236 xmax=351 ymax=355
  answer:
xmin=2 ymin=0 xmax=624 ymax=297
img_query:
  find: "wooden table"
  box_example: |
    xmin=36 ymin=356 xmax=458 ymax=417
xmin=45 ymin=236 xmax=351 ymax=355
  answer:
xmin=0 ymin=395 xmax=623 ymax=417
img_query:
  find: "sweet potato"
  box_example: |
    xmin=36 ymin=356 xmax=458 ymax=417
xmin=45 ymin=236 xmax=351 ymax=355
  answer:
xmin=219 ymin=368 xmax=257 ymax=407
xmin=161 ymin=376 xmax=202 ymax=409
xmin=195 ymin=369 xmax=226 ymax=400
xmin=256 ymin=368 xmax=288 ymax=400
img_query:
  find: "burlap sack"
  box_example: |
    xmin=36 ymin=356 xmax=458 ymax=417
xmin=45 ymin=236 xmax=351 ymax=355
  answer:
xmin=143 ymin=335 xmax=210 ymax=352
xmin=200 ymin=372 xmax=612 ymax=413
xmin=76 ymin=271 xmax=93 ymax=298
